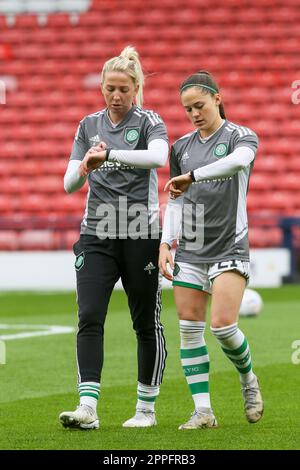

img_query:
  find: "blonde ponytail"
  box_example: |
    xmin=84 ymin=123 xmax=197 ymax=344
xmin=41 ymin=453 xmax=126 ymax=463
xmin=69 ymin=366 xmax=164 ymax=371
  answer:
xmin=100 ymin=46 xmax=144 ymax=107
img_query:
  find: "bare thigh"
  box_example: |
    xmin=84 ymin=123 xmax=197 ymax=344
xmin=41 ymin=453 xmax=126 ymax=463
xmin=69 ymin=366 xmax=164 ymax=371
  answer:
xmin=173 ymin=286 xmax=209 ymax=322
xmin=210 ymin=271 xmax=246 ymax=328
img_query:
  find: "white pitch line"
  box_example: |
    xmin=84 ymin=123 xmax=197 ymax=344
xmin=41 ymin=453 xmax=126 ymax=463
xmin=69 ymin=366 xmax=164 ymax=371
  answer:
xmin=0 ymin=324 xmax=75 ymax=341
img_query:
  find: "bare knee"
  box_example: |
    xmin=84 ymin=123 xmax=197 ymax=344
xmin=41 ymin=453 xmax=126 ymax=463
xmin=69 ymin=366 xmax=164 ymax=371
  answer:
xmin=210 ymin=310 xmax=238 ymax=328
xmin=210 ymin=318 xmax=236 ymax=329
xmin=177 ymin=306 xmax=206 ymax=322
xmin=174 ymin=287 xmax=208 ymax=322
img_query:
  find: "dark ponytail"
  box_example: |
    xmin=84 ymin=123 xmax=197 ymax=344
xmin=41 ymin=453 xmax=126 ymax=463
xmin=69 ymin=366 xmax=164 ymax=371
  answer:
xmin=180 ymin=70 xmax=226 ymax=119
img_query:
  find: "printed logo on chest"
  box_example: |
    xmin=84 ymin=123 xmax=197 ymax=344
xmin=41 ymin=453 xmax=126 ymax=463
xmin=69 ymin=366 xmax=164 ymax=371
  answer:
xmin=125 ymin=128 xmax=140 ymax=144
xmin=214 ymin=142 xmax=228 ymax=158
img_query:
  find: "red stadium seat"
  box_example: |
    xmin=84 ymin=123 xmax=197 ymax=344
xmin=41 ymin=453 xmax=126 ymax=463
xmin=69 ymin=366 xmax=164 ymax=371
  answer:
xmin=249 ymin=227 xmax=283 ymax=248
xmin=247 ymin=193 xmax=267 ymax=212
xmin=46 ymin=14 xmax=73 ymax=28
xmin=0 ymin=231 xmax=19 ymax=250
xmin=64 ymin=229 xmax=80 ymax=249
xmin=272 ymin=174 xmax=300 ymax=191
xmin=249 ymin=173 xmax=275 ymax=191
xmin=17 ymin=160 xmax=42 ymax=176
xmin=20 ymin=194 xmax=52 ymax=214
xmin=15 ymin=14 xmax=40 ymax=28
xmin=0 ymin=195 xmax=16 ymax=213
xmin=40 ymin=160 xmax=70 ymax=176
xmin=286 ymin=158 xmax=300 ymax=172
xmin=0 ymin=177 xmax=28 ymax=194
xmin=27 ymin=176 xmax=64 ymax=194
xmin=252 ymin=156 xmax=284 ymax=173
xmin=48 ymin=194 xmax=86 ymax=214
xmin=261 ymin=192 xmax=296 ymax=213
xmin=18 ymin=230 xmax=58 ymax=250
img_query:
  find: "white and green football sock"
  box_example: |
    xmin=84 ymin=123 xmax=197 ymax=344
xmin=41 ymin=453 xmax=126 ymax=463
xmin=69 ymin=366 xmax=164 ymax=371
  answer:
xmin=211 ymin=323 xmax=255 ymax=385
xmin=137 ymin=382 xmax=159 ymax=412
xmin=78 ymin=381 xmax=100 ymax=411
xmin=180 ymin=320 xmax=211 ymax=410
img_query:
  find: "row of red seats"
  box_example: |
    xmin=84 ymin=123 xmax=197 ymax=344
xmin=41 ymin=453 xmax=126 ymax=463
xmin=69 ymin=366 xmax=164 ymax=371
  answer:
xmin=3 ymin=22 xmax=300 ymax=42
xmin=0 ymin=168 xmax=295 ymax=189
xmin=3 ymin=23 xmax=300 ymax=43
xmin=1 ymin=139 xmax=300 ymax=160
xmin=3 ymin=71 xmax=295 ymax=89
xmin=0 ymin=193 xmax=86 ymax=214
xmin=0 ymin=136 xmax=299 ymax=158
xmin=0 ymin=192 xmax=299 ymax=215
xmin=0 ymin=226 xmax=286 ymax=251
xmin=2 ymin=81 xmax=297 ymax=107
xmin=1 ymin=99 xmax=291 ymax=127
xmin=1 ymin=94 xmax=299 ymax=120
xmin=0 ymin=0 xmax=299 ymax=249
xmin=8 ymin=40 xmax=300 ymax=57
xmin=2 ymin=54 xmax=299 ymax=84
xmin=2 ymin=114 xmax=300 ymax=139
xmin=248 ymin=227 xmax=283 ymax=247
xmin=4 ymin=37 xmax=300 ymax=56
xmin=1 ymin=157 xmax=298 ymax=177
xmin=247 ymin=192 xmax=300 ymax=211
xmin=0 ymin=229 xmax=78 ymax=250
xmin=1 ymin=174 xmax=300 ymax=195
xmin=0 ymin=160 xmax=68 ymax=175
xmin=1 ymin=6 xmax=300 ymax=28
xmin=3 ymin=55 xmax=300 ymax=77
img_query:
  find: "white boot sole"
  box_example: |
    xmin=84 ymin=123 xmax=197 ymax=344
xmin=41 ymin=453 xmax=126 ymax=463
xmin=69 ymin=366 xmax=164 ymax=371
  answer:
xmin=59 ymin=413 xmax=99 ymax=430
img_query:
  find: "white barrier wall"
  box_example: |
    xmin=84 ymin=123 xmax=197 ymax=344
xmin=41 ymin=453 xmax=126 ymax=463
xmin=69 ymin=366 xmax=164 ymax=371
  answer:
xmin=0 ymin=0 xmax=91 ymax=15
xmin=0 ymin=248 xmax=291 ymax=291
xmin=248 ymin=248 xmax=291 ymax=288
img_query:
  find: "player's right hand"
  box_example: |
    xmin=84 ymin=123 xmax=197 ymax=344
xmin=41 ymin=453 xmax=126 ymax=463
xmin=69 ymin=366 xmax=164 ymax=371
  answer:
xmin=164 ymin=172 xmax=193 ymax=199
xmin=78 ymin=147 xmax=107 ymax=176
xmin=159 ymin=243 xmax=174 ymax=281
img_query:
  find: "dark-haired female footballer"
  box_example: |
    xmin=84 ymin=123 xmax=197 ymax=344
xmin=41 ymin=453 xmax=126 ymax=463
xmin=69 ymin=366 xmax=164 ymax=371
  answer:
xmin=159 ymin=71 xmax=263 ymax=429
xmin=60 ymin=46 xmax=168 ymax=430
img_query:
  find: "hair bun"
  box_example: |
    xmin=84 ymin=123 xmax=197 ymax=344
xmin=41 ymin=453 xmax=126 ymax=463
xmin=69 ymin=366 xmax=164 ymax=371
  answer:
xmin=100 ymin=45 xmax=144 ymax=107
xmin=120 ymin=45 xmax=139 ymax=62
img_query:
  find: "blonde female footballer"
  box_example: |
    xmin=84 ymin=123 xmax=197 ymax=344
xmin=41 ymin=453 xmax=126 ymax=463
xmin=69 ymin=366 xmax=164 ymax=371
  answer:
xmin=60 ymin=46 xmax=168 ymax=430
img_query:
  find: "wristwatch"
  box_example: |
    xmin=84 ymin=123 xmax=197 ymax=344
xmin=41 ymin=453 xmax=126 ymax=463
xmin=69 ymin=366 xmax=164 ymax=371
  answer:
xmin=189 ymin=170 xmax=196 ymax=182
xmin=105 ymin=148 xmax=112 ymax=161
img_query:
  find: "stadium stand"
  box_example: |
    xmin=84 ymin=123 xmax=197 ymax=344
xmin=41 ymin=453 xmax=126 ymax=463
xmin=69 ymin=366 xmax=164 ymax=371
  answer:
xmin=0 ymin=0 xmax=300 ymax=253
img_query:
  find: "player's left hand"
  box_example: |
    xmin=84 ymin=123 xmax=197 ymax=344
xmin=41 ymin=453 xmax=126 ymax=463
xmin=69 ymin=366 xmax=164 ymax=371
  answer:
xmin=159 ymin=243 xmax=174 ymax=281
xmin=164 ymin=173 xmax=193 ymax=199
xmin=95 ymin=141 xmax=107 ymax=151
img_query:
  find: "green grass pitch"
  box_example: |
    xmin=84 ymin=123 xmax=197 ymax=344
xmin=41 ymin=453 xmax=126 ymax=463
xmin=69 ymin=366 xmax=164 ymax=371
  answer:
xmin=0 ymin=286 xmax=300 ymax=450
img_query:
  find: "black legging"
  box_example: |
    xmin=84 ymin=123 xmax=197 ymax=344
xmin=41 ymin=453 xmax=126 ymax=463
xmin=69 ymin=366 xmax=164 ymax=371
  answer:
xmin=74 ymin=235 xmax=167 ymax=386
